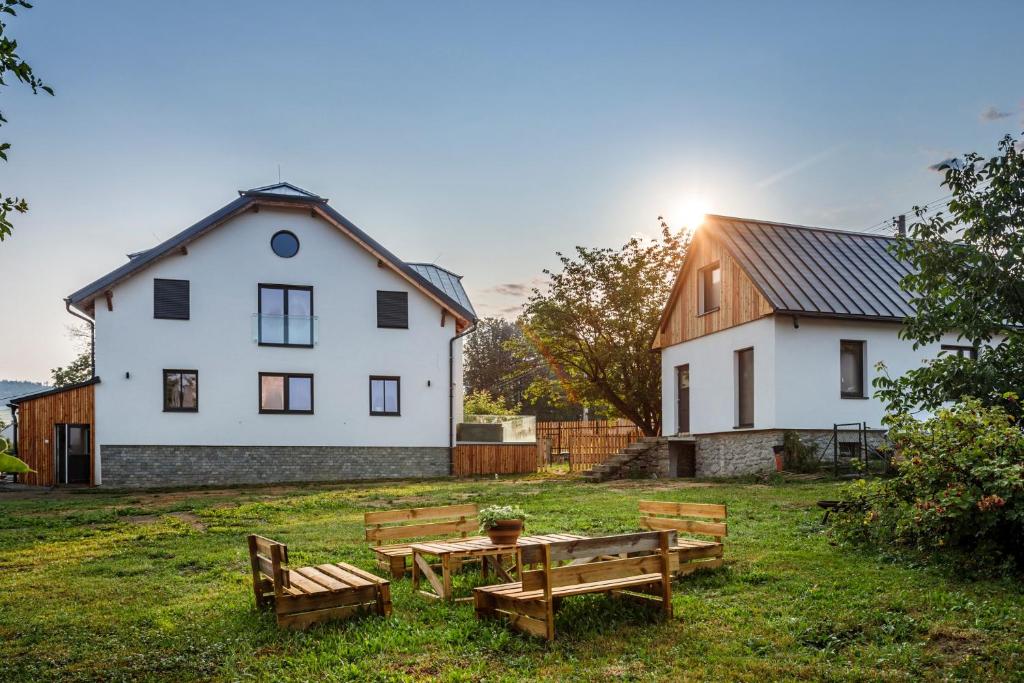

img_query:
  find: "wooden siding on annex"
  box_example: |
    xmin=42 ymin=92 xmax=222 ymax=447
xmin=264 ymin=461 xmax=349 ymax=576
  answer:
xmin=654 ymin=231 xmax=774 ymax=349
xmin=13 ymin=383 xmax=95 ymax=487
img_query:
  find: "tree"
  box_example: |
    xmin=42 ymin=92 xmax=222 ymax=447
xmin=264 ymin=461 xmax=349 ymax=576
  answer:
xmin=0 ymin=0 xmax=53 ymax=241
xmin=513 ymin=220 xmax=689 ymax=436
xmin=464 ymin=317 xmax=523 ymax=395
xmin=463 ymin=389 xmax=520 ymax=416
xmin=875 ymin=133 xmax=1024 ymax=419
xmin=50 ymin=324 xmax=92 ymax=387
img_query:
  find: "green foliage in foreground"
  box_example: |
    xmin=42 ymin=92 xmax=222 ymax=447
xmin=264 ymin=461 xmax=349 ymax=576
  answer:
xmin=831 ymin=398 xmax=1024 ymax=572
xmin=0 ymin=477 xmax=1021 ymax=681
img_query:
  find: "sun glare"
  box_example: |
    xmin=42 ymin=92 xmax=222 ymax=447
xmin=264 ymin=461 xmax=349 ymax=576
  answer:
xmin=672 ymin=194 xmax=710 ymax=231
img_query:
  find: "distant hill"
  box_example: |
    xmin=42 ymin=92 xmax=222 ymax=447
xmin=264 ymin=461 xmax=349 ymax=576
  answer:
xmin=0 ymin=379 xmax=49 ymax=403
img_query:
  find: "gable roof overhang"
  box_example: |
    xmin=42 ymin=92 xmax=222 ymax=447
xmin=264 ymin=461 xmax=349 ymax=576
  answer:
xmin=7 ymin=376 xmax=101 ymax=407
xmin=654 ymin=214 xmax=918 ymax=349
xmin=66 ymin=189 xmax=477 ymax=330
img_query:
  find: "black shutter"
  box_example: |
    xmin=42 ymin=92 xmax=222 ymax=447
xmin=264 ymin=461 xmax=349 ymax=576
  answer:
xmin=154 ymin=279 xmax=190 ymax=320
xmin=377 ymin=291 xmax=408 ymax=329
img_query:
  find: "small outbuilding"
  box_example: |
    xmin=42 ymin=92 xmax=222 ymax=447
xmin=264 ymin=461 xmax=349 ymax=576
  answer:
xmin=7 ymin=378 xmax=99 ymax=486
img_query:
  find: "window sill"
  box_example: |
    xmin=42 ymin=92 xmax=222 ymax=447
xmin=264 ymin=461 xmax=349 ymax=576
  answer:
xmin=259 ymin=410 xmax=315 ymax=415
xmin=370 ymin=412 xmax=401 ymax=417
xmin=696 ymin=308 xmax=720 ymax=318
xmin=163 ymin=408 xmax=198 ymax=413
xmin=257 ymin=342 xmax=315 ymax=349
xmin=733 ymin=424 xmax=754 ymax=430
xmin=840 ymin=395 xmax=869 ymax=400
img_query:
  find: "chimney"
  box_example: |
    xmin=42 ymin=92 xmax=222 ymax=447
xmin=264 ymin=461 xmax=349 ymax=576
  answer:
xmin=895 ymin=214 xmax=906 ymax=237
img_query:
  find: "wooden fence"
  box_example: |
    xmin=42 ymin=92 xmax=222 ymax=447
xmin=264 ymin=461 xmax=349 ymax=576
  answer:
xmin=533 ymin=419 xmax=644 ymax=471
xmin=452 ymin=443 xmax=541 ymax=476
xmin=567 ymin=433 xmax=639 ymax=471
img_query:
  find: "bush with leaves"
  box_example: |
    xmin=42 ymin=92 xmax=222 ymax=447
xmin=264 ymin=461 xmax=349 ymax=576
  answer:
xmin=463 ymin=389 xmax=520 ymax=417
xmin=830 ymin=396 xmax=1024 ymax=572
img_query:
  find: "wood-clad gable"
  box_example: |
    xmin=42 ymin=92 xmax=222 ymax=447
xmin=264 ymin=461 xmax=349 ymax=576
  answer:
xmin=10 ymin=381 xmax=95 ymax=487
xmin=654 ymin=230 xmax=774 ymax=349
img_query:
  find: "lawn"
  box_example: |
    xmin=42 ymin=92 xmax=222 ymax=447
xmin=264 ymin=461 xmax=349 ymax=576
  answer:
xmin=0 ymin=475 xmax=1021 ymax=682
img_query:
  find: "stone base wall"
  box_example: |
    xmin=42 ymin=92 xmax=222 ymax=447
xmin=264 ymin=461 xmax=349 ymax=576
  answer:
xmin=99 ymin=445 xmax=451 ymax=489
xmin=693 ymin=429 xmax=888 ymax=477
xmin=619 ymin=440 xmax=671 ymax=479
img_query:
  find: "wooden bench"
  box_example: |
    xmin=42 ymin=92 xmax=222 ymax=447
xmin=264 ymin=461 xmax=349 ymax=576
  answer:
xmin=639 ymin=500 xmax=727 ymax=575
xmin=474 ymin=531 xmax=677 ymax=640
xmin=247 ymin=535 xmax=392 ymax=630
xmin=365 ymin=503 xmax=483 ymax=579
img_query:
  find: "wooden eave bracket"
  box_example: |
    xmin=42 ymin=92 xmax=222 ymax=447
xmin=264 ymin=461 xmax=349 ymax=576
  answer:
xmin=104 ymin=290 xmax=113 ymax=312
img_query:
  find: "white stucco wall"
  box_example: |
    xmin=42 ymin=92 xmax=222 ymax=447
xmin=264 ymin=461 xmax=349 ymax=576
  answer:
xmin=772 ymin=316 xmax=971 ymax=429
xmin=660 ymin=317 xmax=776 ymax=435
xmin=92 ymin=205 xmax=466 ymax=460
xmin=660 ymin=313 xmax=979 ymax=435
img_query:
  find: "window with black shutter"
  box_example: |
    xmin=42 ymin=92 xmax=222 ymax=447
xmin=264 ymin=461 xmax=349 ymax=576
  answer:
xmin=154 ymin=279 xmax=190 ymax=320
xmin=377 ymin=291 xmax=408 ymax=329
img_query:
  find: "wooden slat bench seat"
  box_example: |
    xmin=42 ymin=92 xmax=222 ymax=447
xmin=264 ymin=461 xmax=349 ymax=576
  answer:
xmin=247 ymin=534 xmax=391 ymax=630
xmin=639 ymin=500 xmax=727 ymax=574
xmin=364 ymin=503 xmax=482 ymax=578
xmin=474 ymin=531 xmax=678 ymax=640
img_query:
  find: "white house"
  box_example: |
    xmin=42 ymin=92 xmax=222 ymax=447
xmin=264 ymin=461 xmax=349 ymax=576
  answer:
xmin=12 ymin=182 xmax=477 ymax=488
xmin=654 ymin=215 xmax=976 ymax=477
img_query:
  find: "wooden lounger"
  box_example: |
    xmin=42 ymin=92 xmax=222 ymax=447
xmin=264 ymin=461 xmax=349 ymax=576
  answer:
xmin=247 ymin=534 xmax=391 ymax=630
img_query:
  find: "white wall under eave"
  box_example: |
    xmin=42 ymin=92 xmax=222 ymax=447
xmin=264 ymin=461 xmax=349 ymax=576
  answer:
xmin=771 ymin=316 xmax=975 ymax=429
xmin=660 ymin=317 xmax=776 ymax=435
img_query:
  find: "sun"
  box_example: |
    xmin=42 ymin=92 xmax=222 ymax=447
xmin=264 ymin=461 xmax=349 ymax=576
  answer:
xmin=671 ymin=194 xmax=711 ymax=231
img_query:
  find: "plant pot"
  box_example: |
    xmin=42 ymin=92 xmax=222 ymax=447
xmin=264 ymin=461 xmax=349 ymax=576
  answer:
xmin=486 ymin=519 xmax=524 ymax=546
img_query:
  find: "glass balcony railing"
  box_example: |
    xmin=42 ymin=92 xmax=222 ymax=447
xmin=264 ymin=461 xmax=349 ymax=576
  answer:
xmin=252 ymin=314 xmax=318 ymax=347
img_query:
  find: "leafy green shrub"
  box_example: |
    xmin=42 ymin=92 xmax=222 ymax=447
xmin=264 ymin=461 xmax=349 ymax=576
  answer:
xmin=782 ymin=430 xmax=819 ymax=472
xmin=464 ymin=390 xmax=521 ymax=416
xmin=830 ymin=397 xmax=1024 ymax=571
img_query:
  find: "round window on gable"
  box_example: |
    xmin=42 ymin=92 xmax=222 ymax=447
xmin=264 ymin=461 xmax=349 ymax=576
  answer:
xmin=271 ymin=230 xmax=300 ymax=258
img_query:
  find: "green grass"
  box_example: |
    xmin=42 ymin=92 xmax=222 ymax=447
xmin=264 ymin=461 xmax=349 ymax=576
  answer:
xmin=1 ymin=476 xmax=1021 ymax=682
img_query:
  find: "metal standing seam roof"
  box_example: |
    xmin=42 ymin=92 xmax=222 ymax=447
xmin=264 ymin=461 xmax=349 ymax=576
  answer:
xmin=66 ymin=184 xmax=477 ymax=324
xmin=407 ymin=263 xmax=477 ymax=317
xmin=703 ymin=215 xmax=917 ymax=321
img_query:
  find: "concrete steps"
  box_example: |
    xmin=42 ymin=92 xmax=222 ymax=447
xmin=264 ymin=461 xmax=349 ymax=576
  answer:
xmin=581 ymin=436 xmax=663 ymax=482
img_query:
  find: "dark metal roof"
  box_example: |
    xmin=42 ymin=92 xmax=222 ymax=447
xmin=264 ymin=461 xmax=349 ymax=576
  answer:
xmin=7 ymin=377 xmax=101 ymax=406
xmin=66 ymin=186 xmax=476 ymax=324
xmin=407 ymin=263 xmax=476 ymax=317
xmin=704 ymin=215 xmax=915 ymax=321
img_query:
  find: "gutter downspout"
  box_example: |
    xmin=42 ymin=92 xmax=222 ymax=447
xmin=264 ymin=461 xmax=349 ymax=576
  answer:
xmin=64 ymin=298 xmax=95 ymax=377
xmin=449 ymin=321 xmax=477 ymax=474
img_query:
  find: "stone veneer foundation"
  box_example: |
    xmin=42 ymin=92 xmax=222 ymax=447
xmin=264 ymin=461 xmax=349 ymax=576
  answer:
xmin=692 ymin=429 xmax=888 ymax=477
xmin=99 ymin=445 xmax=451 ymax=488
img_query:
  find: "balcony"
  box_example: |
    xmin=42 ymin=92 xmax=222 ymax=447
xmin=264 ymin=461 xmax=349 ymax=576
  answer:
xmin=252 ymin=314 xmax=318 ymax=347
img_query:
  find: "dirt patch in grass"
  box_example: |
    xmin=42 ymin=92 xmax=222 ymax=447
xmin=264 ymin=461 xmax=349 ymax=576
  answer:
xmin=168 ymin=511 xmax=206 ymax=531
xmin=605 ymin=480 xmax=719 ymax=492
xmin=124 ymin=514 xmax=161 ymax=525
xmin=926 ymin=625 xmax=986 ymax=661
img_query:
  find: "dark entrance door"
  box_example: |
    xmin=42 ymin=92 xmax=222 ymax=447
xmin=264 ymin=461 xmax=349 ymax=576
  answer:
xmin=54 ymin=424 xmax=89 ymax=484
xmin=676 ymin=364 xmax=690 ymax=434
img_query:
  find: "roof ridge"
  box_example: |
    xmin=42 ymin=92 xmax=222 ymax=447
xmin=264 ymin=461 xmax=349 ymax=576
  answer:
xmin=407 ymin=261 xmax=463 ymax=279
xmin=705 ymin=213 xmax=900 ymax=241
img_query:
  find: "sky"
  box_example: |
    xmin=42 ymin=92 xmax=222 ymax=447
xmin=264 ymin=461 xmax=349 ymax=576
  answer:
xmin=1 ymin=1 xmax=1022 ymax=382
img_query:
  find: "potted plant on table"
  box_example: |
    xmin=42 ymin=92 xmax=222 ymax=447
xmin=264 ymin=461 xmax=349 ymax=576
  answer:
xmin=479 ymin=505 xmax=527 ymax=546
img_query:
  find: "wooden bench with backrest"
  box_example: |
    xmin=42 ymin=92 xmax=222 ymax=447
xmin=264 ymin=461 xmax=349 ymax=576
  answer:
xmin=638 ymin=500 xmax=727 ymax=575
xmin=247 ymin=534 xmax=392 ymax=630
xmin=474 ymin=530 xmax=678 ymax=640
xmin=364 ymin=503 xmax=482 ymax=578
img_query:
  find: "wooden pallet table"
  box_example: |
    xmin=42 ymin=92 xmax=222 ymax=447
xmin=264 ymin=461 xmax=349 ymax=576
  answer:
xmin=410 ymin=533 xmax=586 ymax=602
